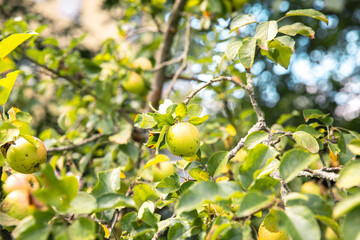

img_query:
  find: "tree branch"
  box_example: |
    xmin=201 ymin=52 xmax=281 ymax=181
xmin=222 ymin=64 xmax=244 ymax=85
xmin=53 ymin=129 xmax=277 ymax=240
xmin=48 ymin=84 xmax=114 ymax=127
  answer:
xmin=164 ymin=14 xmax=191 ymax=98
xmin=147 ymin=0 xmax=188 ymax=109
xmin=47 ymin=133 xmax=107 ymax=153
xmin=299 ymin=168 xmax=340 ymax=182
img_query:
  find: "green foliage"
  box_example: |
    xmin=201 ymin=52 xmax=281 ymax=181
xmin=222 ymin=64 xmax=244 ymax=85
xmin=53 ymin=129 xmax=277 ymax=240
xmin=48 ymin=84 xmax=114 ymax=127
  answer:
xmin=0 ymin=3 xmax=359 ymax=240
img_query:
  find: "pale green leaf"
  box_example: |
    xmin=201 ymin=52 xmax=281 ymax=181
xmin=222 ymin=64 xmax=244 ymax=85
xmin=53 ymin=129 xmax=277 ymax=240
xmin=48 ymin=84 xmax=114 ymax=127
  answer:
xmin=236 ymin=192 xmax=275 ymax=217
xmin=279 ymin=22 xmax=315 ymax=38
xmin=333 ymin=193 xmax=360 ymax=219
xmin=348 ymin=139 xmax=360 ymax=155
xmin=230 ymin=14 xmax=257 ymax=33
xmin=303 ymin=109 xmax=329 ymax=122
xmin=207 ymin=151 xmax=228 ymax=177
xmin=68 ymin=192 xmax=97 ymax=214
xmin=187 ymin=104 xmax=203 ymax=118
xmin=336 ymin=160 xmax=360 ymax=189
xmin=188 ymin=167 xmax=210 ymax=182
xmin=238 ymin=37 xmax=257 ymax=69
xmin=189 ymin=115 xmax=209 ymax=125
xmin=342 ymin=206 xmax=360 ymax=240
xmin=244 ymin=131 xmax=269 ymax=149
xmin=255 ymin=21 xmax=278 ymax=50
xmin=225 ymin=38 xmax=242 ymax=61
xmin=285 ymin=9 xmax=328 ymax=24
xmin=143 ymin=154 xmax=170 ymax=169
xmin=156 ymin=173 xmax=181 ymax=194
xmin=175 ymin=102 xmax=187 ymax=121
xmin=293 ymin=131 xmax=319 ymax=153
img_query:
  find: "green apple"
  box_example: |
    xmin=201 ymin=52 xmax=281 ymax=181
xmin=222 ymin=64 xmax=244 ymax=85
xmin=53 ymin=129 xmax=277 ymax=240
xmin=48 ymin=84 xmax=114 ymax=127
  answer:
xmin=3 ymin=173 xmax=39 ymax=194
xmin=0 ymin=189 xmax=30 ymax=219
xmin=301 ymin=181 xmax=322 ymax=196
xmin=123 ymin=72 xmax=146 ymax=94
xmin=6 ymin=137 xmax=47 ymax=174
xmin=152 ymin=161 xmax=176 ymax=182
xmin=166 ymin=122 xmax=200 ymax=157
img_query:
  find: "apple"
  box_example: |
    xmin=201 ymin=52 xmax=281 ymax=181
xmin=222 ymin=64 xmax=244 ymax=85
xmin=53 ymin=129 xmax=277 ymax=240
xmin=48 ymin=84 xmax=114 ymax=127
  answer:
xmin=131 ymin=57 xmax=152 ymax=70
xmin=0 ymin=189 xmax=31 ymax=219
xmin=6 ymin=137 xmax=47 ymax=174
xmin=301 ymin=181 xmax=322 ymax=196
xmin=166 ymin=122 xmax=200 ymax=157
xmin=3 ymin=173 xmax=39 ymax=194
xmin=152 ymin=161 xmax=175 ymax=182
xmin=122 ymin=72 xmax=146 ymax=94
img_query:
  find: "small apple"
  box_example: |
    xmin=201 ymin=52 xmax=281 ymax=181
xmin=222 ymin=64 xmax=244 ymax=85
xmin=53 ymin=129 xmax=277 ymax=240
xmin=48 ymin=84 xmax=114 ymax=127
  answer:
xmin=152 ymin=161 xmax=176 ymax=182
xmin=0 ymin=189 xmax=31 ymax=220
xmin=258 ymin=211 xmax=289 ymax=240
xmin=123 ymin=72 xmax=146 ymax=94
xmin=3 ymin=173 xmax=39 ymax=194
xmin=131 ymin=57 xmax=152 ymax=70
xmin=6 ymin=137 xmax=47 ymax=174
xmin=301 ymin=181 xmax=322 ymax=196
xmin=166 ymin=122 xmax=200 ymax=157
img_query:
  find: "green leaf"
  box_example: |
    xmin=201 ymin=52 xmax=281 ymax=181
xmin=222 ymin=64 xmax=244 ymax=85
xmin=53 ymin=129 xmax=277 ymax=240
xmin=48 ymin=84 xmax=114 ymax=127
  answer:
xmin=239 ymin=144 xmax=278 ymax=189
xmin=187 ymin=104 xmax=203 ymax=118
xmin=155 ymin=125 xmax=169 ymax=154
xmin=286 ymin=193 xmax=332 ymax=217
xmin=34 ymin=164 xmax=79 ymax=211
xmin=348 ymin=139 xmax=360 ymax=155
xmin=315 ymin=215 xmax=341 ymax=238
xmin=342 ymin=206 xmax=360 ymax=240
xmin=285 ymin=9 xmax=328 ymax=24
xmin=0 ymin=32 xmax=38 ymax=59
xmin=21 ymin=135 xmax=40 ymax=148
xmin=238 ymin=37 xmax=256 ymax=69
xmin=0 ymin=70 xmax=20 ymax=105
xmin=333 ymin=194 xmax=360 ymax=219
xmin=143 ymin=154 xmax=170 ymax=169
xmin=153 ymin=113 xmax=175 ymax=127
xmin=255 ymin=21 xmax=278 ymax=50
xmin=175 ymin=102 xmax=187 ymax=121
xmin=207 ymin=151 xmax=229 ymax=177
xmin=134 ymin=113 xmax=157 ymax=129
xmin=225 ymin=38 xmax=242 ymax=61
xmin=91 ymin=168 xmax=121 ymax=197
xmin=0 ymin=121 xmax=19 ymax=143
xmin=156 ymin=173 xmax=181 ymax=194
xmin=244 ymin=131 xmax=269 ymax=149
xmin=336 ymin=160 xmax=360 ymax=189
xmin=188 ymin=167 xmax=210 ymax=182
xmin=293 ymin=131 xmax=319 ymax=153
xmin=279 ymin=148 xmax=319 ymax=183
xmin=133 ymin=183 xmax=158 ymax=208
xmin=278 ymin=206 xmax=321 ymax=240
xmin=68 ymin=218 xmax=95 ymax=240
xmin=236 ymin=192 xmax=275 ymax=217
xmin=189 ymin=115 xmax=209 ymax=125
xmin=303 ymin=109 xmax=329 ymax=122
xmin=296 ymin=124 xmax=322 ymax=138
xmin=175 ymin=181 xmax=242 ymax=215
xmin=15 ymin=111 xmax=32 ymax=123
xmin=68 ymin=192 xmax=97 ymax=214
xmin=230 ymin=14 xmax=257 ymax=33
xmin=96 ymin=193 xmax=135 ymax=211
xmin=278 ymin=22 xmax=315 ymax=38
xmin=168 ymin=222 xmax=188 ymax=240
xmin=0 ymin=212 xmax=20 ymax=226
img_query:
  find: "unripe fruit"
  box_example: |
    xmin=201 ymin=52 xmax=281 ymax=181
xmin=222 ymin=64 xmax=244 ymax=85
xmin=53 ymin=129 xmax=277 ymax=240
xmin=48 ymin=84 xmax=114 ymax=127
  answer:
xmin=301 ymin=181 xmax=322 ymax=196
xmin=0 ymin=189 xmax=31 ymax=219
xmin=131 ymin=57 xmax=152 ymax=70
xmin=166 ymin=122 xmax=200 ymax=157
xmin=123 ymin=72 xmax=146 ymax=94
xmin=6 ymin=137 xmax=47 ymax=174
xmin=152 ymin=161 xmax=176 ymax=182
xmin=3 ymin=173 xmax=39 ymax=194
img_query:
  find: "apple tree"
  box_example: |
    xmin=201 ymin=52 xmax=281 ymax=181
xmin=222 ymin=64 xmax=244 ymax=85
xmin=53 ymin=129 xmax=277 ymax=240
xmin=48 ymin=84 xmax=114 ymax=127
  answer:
xmin=0 ymin=1 xmax=359 ymax=240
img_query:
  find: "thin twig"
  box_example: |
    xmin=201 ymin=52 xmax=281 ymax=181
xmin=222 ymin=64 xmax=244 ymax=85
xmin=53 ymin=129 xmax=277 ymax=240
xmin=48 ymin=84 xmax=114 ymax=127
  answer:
xmin=47 ymin=133 xmax=107 ymax=153
xmin=164 ymin=14 xmax=191 ymax=98
xmin=245 ymin=69 xmax=264 ymax=122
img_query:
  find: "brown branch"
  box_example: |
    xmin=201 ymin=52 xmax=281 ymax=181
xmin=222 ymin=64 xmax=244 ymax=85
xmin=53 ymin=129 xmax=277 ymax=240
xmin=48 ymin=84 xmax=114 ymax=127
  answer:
xmin=299 ymin=168 xmax=339 ymax=182
xmin=47 ymin=133 xmax=107 ymax=153
xmin=147 ymin=0 xmax=188 ymax=109
xmin=165 ymin=75 xmax=207 ymax=82
xmin=164 ymin=14 xmax=191 ymax=99
xmin=245 ymin=69 xmax=264 ymax=122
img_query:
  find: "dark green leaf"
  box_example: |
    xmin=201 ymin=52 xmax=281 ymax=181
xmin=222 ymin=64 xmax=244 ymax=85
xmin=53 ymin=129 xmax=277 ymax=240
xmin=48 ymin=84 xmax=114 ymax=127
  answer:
xmin=207 ymin=151 xmax=228 ymax=177
xmin=91 ymin=168 xmax=121 ymax=197
xmin=156 ymin=173 xmax=181 ymax=194
xmin=68 ymin=217 xmax=95 ymax=240
xmin=153 ymin=113 xmax=175 ymax=127
xmin=168 ymin=222 xmax=187 ymax=240
xmin=296 ymin=124 xmax=322 ymax=138
xmin=279 ymin=148 xmax=319 ymax=183
xmin=96 ymin=193 xmax=135 ymax=211
xmin=303 ymin=109 xmax=329 ymax=122
xmin=286 ymin=192 xmax=332 ymax=217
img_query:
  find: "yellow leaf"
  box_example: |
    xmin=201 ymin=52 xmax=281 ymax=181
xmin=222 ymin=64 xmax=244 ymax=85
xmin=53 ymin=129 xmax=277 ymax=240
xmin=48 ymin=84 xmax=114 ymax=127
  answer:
xmin=7 ymin=107 xmax=21 ymax=122
xmin=216 ymin=176 xmax=229 ymax=182
xmin=0 ymin=32 xmax=38 ymax=59
xmin=0 ymin=70 xmax=19 ymax=105
xmin=225 ymin=124 xmax=236 ymax=136
xmin=120 ymin=171 xmax=126 ymax=179
xmin=100 ymin=223 xmax=110 ymax=238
